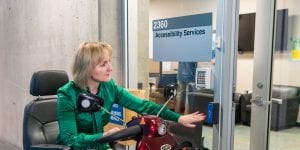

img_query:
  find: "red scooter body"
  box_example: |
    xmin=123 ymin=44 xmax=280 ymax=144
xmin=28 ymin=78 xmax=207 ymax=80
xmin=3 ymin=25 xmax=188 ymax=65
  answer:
xmin=136 ymin=115 xmax=178 ymax=150
xmin=91 ymin=84 xmax=194 ymax=149
xmin=96 ymin=115 xmax=185 ymax=150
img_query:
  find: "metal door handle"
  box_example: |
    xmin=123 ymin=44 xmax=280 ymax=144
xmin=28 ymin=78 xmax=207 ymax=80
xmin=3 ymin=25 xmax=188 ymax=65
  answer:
xmin=250 ymin=96 xmax=271 ymax=106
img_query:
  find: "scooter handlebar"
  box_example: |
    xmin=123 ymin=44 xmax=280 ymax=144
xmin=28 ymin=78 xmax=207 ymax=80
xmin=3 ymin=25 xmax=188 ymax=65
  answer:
xmin=96 ymin=125 xmax=142 ymax=144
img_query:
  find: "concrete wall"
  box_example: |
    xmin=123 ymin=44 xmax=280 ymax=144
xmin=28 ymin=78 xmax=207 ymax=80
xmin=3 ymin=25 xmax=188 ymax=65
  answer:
xmin=0 ymin=0 xmax=125 ymax=149
xmin=137 ymin=0 xmax=150 ymax=97
xmin=99 ymin=0 xmax=125 ymax=85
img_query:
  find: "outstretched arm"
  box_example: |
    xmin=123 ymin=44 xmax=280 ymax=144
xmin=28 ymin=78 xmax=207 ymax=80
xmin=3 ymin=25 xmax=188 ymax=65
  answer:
xmin=178 ymin=111 xmax=206 ymax=128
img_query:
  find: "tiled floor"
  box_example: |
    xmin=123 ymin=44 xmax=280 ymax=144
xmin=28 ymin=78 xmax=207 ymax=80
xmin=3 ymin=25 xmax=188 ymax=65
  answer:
xmin=202 ymin=125 xmax=300 ymax=150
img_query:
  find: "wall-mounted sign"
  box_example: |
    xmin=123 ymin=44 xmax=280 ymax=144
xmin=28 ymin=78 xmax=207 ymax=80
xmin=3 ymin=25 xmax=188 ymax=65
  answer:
xmin=153 ymin=13 xmax=212 ymax=62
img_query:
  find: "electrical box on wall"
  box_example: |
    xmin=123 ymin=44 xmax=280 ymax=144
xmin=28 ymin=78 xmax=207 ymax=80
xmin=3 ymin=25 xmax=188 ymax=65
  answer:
xmin=195 ymin=67 xmax=213 ymax=89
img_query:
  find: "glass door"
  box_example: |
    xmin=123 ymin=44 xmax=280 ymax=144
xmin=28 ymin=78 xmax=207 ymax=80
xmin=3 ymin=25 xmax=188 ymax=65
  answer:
xmin=148 ymin=0 xmax=239 ymax=149
xmin=127 ymin=0 xmax=241 ymax=149
xmin=269 ymin=0 xmax=300 ymax=149
xmin=149 ymin=1 xmax=219 ymax=149
xmin=249 ymin=0 xmax=300 ymax=149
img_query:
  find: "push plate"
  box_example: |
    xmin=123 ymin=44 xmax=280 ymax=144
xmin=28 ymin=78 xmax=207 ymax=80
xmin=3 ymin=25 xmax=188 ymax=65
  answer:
xmin=207 ymin=102 xmax=219 ymax=125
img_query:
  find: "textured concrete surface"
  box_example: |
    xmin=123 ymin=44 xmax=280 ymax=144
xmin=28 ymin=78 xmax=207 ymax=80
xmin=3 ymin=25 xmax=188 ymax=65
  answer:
xmin=0 ymin=140 xmax=21 ymax=150
xmin=0 ymin=0 xmax=98 ymax=149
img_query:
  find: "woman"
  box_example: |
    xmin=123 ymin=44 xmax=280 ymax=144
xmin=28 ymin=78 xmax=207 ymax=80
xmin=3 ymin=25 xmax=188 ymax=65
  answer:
xmin=57 ymin=42 xmax=206 ymax=150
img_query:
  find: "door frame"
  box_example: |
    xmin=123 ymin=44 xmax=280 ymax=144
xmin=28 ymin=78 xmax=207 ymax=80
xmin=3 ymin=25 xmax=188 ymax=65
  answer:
xmin=122 ymin=0 xmax=139 ymax=89
xmin=214 ymin=0 xmax=239 ymax=149
xmin=250 ymin=0 xmax=276 ymax=149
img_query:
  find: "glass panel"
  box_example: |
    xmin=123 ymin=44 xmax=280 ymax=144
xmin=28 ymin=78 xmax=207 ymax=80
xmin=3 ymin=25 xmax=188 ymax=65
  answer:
xmin=149 ymin=0 xmax=217 ymax=149
xmin=234 ymin=0 xmax=257 ymax=150
xmin=269 ymin=0 xmax=300 ymax=149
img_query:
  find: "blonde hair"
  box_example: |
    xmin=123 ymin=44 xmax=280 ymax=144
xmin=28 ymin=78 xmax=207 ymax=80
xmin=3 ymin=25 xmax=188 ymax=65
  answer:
xmin=72 ymin=42 xmax=112 ymax=89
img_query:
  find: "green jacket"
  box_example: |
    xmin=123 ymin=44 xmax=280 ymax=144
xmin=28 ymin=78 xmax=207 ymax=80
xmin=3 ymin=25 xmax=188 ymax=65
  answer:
xmin=56 ymin=79 xmax=180 ymax=150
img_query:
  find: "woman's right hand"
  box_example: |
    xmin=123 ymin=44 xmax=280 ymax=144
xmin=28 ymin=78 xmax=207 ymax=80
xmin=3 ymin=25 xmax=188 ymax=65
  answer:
xmin=103 ymin=127 xmax=121 ymax=136
xmin=178 ymin=111 xmax=206 ymax=128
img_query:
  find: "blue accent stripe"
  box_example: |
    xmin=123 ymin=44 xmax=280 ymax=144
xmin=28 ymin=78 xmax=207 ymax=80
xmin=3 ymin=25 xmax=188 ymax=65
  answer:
xmin=153 ymin=12 xmax=212 ymax=31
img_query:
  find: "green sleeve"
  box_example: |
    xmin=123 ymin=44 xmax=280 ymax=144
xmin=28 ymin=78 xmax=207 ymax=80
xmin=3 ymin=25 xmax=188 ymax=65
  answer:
xmin=57 ymin=88 xmax=103 ymax=149
xmin=113 ymin=84 xmax=181 ymax=122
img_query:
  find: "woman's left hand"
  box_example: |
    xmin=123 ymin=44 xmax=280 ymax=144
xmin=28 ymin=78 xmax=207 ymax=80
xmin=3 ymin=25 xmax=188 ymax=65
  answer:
xmin=178 ymin=111 xmax=206 ymax=128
